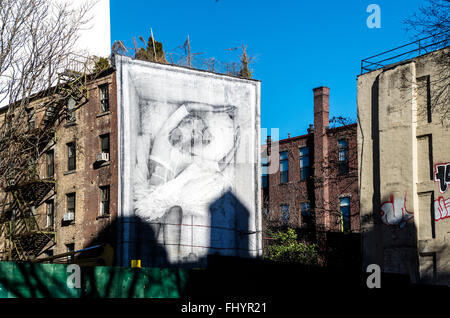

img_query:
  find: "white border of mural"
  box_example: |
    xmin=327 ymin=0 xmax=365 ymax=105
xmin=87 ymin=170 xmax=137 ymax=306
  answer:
xmin=115 ymin=55 xmax=262 ymax=266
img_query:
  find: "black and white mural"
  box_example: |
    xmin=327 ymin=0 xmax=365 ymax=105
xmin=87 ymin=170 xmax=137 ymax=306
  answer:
xmin=115 ymin=55 xmax=261 ymax=267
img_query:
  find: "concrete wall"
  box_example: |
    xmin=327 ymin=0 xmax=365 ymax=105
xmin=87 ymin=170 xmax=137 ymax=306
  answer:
xmin=115 ymin=56 xmax=262 ymax=267
xmin=358 ymin=48 xmax=450 ymax=285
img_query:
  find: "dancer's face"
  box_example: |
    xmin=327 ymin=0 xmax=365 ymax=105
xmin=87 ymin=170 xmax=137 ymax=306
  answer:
xmin=169 ymin=112 xmax=236 ymax=162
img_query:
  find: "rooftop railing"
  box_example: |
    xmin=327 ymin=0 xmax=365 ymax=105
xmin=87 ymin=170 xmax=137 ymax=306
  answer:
xmin=361 ymin=31 xmax=449 ymax=74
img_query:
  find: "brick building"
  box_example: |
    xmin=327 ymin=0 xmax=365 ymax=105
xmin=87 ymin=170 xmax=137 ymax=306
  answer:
xmin=0 ymin=68 xmax=118 ymax=265
xmin=262 ymin=86 xmax=359 ymax=263
xmin=0 ymin=56 xmax=262 ymax=267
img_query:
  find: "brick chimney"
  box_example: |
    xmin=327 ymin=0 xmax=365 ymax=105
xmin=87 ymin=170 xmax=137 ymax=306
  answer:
xmin=313 ymin=86 xmax=330 ymax=134
xmin=312 ymin=86 xmax=330 ymax=250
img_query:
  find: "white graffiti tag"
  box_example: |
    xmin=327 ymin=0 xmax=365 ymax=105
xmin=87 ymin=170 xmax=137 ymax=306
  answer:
xmin=434 ymin=196 xmax=450 ymax=221
xmin=380 ymin=195 xmax=414 ymax=228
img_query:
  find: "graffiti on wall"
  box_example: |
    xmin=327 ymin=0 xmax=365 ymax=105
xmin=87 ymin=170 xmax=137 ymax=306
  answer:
xmin=380 ymin=194 xmax=414 ymax=228
xmin=434 ymin=196 xmax=450 ymax=221
xmin=435 ymin=163 xmax=450 ymax=193
xmin=433 ymin=163 xmax=450 ymax=222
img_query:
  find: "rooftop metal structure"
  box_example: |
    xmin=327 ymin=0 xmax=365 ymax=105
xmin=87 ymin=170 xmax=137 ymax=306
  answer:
xmin=361 ymin=31 xmax=449 ymax=74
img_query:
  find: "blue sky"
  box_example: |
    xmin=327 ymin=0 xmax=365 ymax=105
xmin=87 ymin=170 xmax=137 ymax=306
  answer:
xmin=110 ymin=0 xmax=426 ymax=141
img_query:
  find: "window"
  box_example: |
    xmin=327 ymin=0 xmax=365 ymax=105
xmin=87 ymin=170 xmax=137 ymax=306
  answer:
xmin=100 ymin=134 xmax=110 ymax=155
xmin=46 ymin=150 xmax=54 ymax=178
xmin=280 ymin=151 xmax=289 ymax=184
xmin=301 ymin=202 xmax=311 ymax=217
xmin=46 ymin=200 xmax=54 ymax=229
xmin=99 ymin=84 xmax=109 ymax=112
xmin=26 ymin=108 xmax=35 ymax=131
xmin=281 ymin=204 xmax=290 ymax=224
xmin=262 ymin=156 xmax=269 ymax=188
xmin=301 ymin=202 xmax=312 ymax=228
xmin=66 ymin=193 xmax=75 ymax=215
xmin=339 ymin=197 xmax=351 ymax=232
xmin=66 ymin=243 xmax=75 ymax=264
xmin=44 ymin=104 xmax=55 ymax=121
xmin=299 ymin=147 xmax=310 ymax=180
xmin=67 ymin=142 xmax=76 ymax=171
xmin=338 ymin=139 xmax=349 ymax=175
xmin=67 ymin=98 xmax=76 ymax=122
xmin=99 ymin=186 xmax=110 ymax=216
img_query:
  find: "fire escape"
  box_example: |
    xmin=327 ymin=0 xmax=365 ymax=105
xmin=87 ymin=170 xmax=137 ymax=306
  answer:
xmin=0 ymin=55 xmax=97 ymax=261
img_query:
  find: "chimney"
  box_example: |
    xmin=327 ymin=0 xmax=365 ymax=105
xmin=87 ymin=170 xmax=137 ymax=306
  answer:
xmin=313 ymin=86 xmax=330 ymax=134
xmin=266 ymin=135 xmax=272 ymax=156
xmin=307 ymin=124 xmax=314 ymax=134
xmin=312 ymin=86 xmax=330 ymax=238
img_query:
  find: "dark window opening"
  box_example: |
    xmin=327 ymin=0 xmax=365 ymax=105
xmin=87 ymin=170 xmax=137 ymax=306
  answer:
xmin=66 ymin=193 xmax=75 ymax=215
xmin=67 ymin=142 xmax=76 ymax=171
xmin=299 ymin=147 xmax=310 ymax=180
xmin=281 ymin=204 xmax=290 ymax=224
xmin=66 ymin=98 xmax=76 ymax=123
xmin=99 ymin=84 xmax=110 ymax=112
xmin=100 ymin=186 xmax=110 ymax=216
xmin=46 ymin=150 xmax=54 ymax=178
xmin=262 ymin=156 xmax=269 ymax=188
xmin=338 ymin=139 xmax=349 ymax=175
xmin=100 ymin=133 xmax=110 ymax=154
xmin=66 ymin=243 xmax=75 ymax=264
xmin=301 ymin=202 xmax=312 ymax=228
xmin=280 ymin=151 xmax=289 ymax=184
xmin=26 ymin=108 xmax=35 ymax=131
xmin=339 ymin=197 xmax=351 ymax=232
xmin=46 ymin=200 xmax=54 ymax=229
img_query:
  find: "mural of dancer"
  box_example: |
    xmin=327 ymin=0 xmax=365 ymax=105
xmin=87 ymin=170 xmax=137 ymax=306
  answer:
xmin=133 ymin=101 xmax=243 ymax=266
xmin=116 ymin=55 xmax=261 ymax=267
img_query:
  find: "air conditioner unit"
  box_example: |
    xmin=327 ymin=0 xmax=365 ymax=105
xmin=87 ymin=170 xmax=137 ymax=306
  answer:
xmin=63 ymin=212 xmax=75 ymax=222
xmin=96 ymin=152 xmax=109 ymax=162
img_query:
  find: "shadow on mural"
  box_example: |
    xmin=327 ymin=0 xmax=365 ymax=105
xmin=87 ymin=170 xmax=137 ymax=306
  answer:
xmin=0 ymin=192 xmax=448 ymax=298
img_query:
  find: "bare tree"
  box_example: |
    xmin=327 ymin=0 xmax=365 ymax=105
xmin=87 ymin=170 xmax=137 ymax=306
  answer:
xmin=113 ymin=34 xmax=255 ymax=78
xmin=404 ymin=0 xmax=450 ymax=122
xmin=0 ymin=0 xmax=99 ymax=261
xmin=0 ymin=0 xmax=96 ymax=105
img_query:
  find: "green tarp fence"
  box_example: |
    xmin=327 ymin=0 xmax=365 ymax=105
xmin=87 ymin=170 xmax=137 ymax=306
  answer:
xmin=0 ymin=261 xmax=189 ymax=298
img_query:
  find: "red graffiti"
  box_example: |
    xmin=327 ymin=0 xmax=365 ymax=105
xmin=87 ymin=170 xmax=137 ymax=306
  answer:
xmin=380 ymin=194 xmax=414 ymax=228
xmin=434 ymin=196 xmax=450 ymax=221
